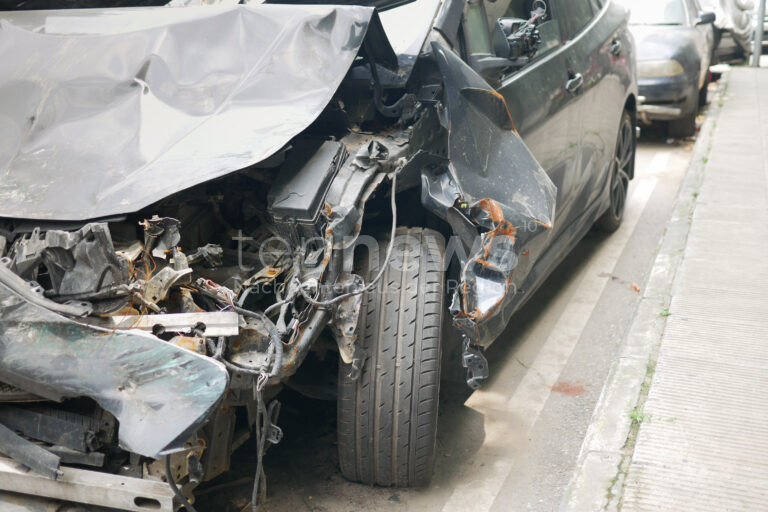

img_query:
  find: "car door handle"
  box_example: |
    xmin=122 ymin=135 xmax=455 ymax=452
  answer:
xmin=610 ymin=39 xmax=623 ymax=57
xmin=566 ymin=73 xmax=583 ymax=94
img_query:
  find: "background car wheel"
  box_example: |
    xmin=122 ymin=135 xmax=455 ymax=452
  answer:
xmin=699 ymin=74 xmax=710 ymax=108
xmin=668 ymin=109 xmax=697 ymax=138
xmin=337 ymin=227 xmax=445 ymax=487
xmin=596 ymin=110 xmax=634 ymax=233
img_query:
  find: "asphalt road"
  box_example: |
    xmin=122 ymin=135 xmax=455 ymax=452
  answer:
xmin=196 ymin=91 xmax=715 ymax=512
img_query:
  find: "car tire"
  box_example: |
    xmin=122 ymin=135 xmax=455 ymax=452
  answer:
xmin=595 ymin=110 xmax=634 ymax=233
xmin=668 ymin=109 xmax=697 ymax=139
xmin=337 ymin=227 xmax=445 ymax=487
xmin=698 ymin=74 xmax=709 ymax=108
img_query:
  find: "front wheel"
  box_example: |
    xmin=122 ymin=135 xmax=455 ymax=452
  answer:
xmin=337 ymin=227 xmax=445 ymax=487
xmin=595 ymin=110 xmax=634 ymax=233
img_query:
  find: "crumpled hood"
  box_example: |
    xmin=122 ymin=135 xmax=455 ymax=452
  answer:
xmin=0 ymin=4 xmax=395 ymax=221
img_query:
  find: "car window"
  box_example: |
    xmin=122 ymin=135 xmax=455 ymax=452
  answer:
xmin=465 ymin=0 xmax=493 ymax=55
xmin=617 ymin=0 xmax=687 ymax=25
xmin=484 ymin=0 xmax=561 ymax=59
xmin=553 ymin=0 xmax=593 ymax=39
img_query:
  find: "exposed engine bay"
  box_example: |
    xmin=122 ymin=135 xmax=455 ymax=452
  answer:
xmin=0 ymin=2 xmax=556 ymax=510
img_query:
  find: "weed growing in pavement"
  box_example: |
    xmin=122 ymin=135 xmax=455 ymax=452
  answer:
xmin=628 ymin=407 xmax=647 ymax=424
xmin=659 ymin=309 xmax=671 ymax=317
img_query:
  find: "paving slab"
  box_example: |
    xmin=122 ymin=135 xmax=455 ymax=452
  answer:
xmin=564 ymin=67 xmax=768 ymax=512
xmin=622 ymin=68 xmax=768 ymax=512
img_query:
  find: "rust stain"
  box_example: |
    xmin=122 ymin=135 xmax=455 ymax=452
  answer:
xmin=551 ymin=381 xmax=585 ymax=396
xmin=460 ymin=198 xmax=517 ymax=322
xmin=489 ymin=89 xmax=518 ymax=133
xmin=171 ymin=336 xmax=204 ymax=354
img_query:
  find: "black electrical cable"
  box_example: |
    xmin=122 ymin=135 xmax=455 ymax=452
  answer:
xmin=210 ymin=336 xmax=277 ymax=380
xmin=165 ymin=456 xmax=198 ymax=512
xmin=250 ymin=388 xmax=268 ymax=512
xmin=264 ymin=298 xmax=290 ymax=316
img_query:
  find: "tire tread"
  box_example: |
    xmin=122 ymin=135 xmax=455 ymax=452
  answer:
xmin=337 ymin=227 xmax=444 ymax=487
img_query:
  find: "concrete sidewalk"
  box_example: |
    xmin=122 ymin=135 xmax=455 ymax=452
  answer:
xmin=564 ymin=67 xmax=768 ymax=511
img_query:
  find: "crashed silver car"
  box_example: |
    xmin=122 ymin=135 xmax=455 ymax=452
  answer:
xmin=0 ymin=0 xmax=637 ymax=510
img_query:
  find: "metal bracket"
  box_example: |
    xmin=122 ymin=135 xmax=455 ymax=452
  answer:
xmin=346 ymin=346 xmax=366 ymax=381
xmin=0 ymin=455 xmax=174 ymax=511
xmin=461 ymin=337 xmax=489 ymax=390
xmin=0 ymin=422 xmax=61 ymax=480
xmin=265 ymin=401 xmax=283 ymax=446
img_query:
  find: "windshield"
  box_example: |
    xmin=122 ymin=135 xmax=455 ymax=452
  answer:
xmin=618 ymin=0 xmax=687 ymax=25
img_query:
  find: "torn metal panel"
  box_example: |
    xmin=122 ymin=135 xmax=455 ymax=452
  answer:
xmin=426 ymin=42 xmax=557 ymax=346
xmin=140 ymin=216 xmax=181 ymax=260
xmin=329 ymin=274 xmax=364 ymax=363
xmin=0 ymin=4 xmax=395 ymax=221
xmin=143 ymin=266 xmax=193 ymax=304
xmin=6 ymin=223 xmax=128 ymax=300
xmin=0 ymin=264 xmax=92 ymax=318
xmin=0 ymin=281 xmax=229 ymax=459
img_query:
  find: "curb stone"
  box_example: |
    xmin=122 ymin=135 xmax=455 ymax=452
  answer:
xmin=559 ymin=72 xmax=730 ymax=512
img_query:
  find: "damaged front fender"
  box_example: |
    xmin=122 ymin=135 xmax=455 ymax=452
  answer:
xmin=421 ymin=43 xmax=557 ymax=347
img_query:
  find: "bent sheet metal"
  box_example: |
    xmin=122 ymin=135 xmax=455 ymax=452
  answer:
xmin=0 ymin=4 xmax=395 ymax=220
xmin=0 ymin=277 xmax=229 ymax=459
xmin=421 ymin=42 xmax=557 ymax=346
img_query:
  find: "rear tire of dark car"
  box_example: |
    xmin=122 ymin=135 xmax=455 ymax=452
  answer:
xmin=595 ymin=110 xmax=634 ymax=233
xmin=337 ymin=227 xmax=445 ymax=487
xmin=668 ymin=109 xmax=697 ymax=139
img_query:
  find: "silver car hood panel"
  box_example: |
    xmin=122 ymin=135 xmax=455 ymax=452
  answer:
xmin=0 ymin=4 xmax=394 ymax=221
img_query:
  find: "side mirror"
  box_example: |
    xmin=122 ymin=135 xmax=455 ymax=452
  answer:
xmin=492 ymin=17 xmax=541 ymax=60
xmin=474 ymin=16 xmax=544 ymax=82
xmin=696 ymin=11 xmax=716 ymax=25
xmin=492 ymin=17 xmax=527 ymax=58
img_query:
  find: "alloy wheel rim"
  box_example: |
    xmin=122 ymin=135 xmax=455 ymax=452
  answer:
xmin=611 ymin=119 xmax=632 ymax=219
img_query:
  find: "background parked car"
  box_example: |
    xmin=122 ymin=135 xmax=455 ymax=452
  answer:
xmin=701 ymin=0 xmax=755 ymax=60
xmin=620 ymin=0 xmax=716 ymax=138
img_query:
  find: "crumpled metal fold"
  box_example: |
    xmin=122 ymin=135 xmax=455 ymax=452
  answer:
xmin=0 ymin=4 xmax=395 ymax=221
xmin=0 ymin=281 xmax=229 ymax=458
xmin=427 ymin=42 xmax=557 ymax=345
